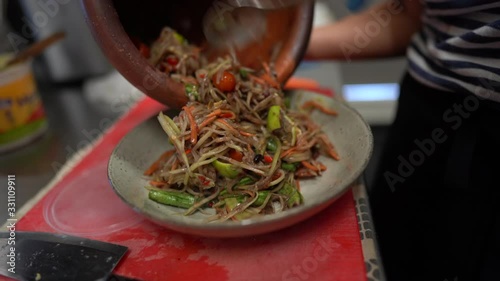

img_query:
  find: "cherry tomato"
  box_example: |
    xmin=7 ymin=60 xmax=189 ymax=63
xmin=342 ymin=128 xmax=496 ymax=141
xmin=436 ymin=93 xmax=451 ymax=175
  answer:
xmin=229 ymin=149 xmax=244 ymax=162
xmin=212 ymin=71 xmax=236 ymax=92
xmin=263 ymin=155 xmax=273 ymax=164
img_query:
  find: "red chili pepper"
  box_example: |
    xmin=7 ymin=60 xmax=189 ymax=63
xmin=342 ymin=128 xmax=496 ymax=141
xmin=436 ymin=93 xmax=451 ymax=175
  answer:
xmin=271 ymin=170 xmax=282 ymax=181
xmin=198 ymin=175 xmax=211 ymax=186
xmin=220 ymin=112 xmax=235 ymax=119
xmin=229 ymin=149 xmax=244 ymax=162
xmin=263 ymin=155 xmax=273 ymax=164
xmin=166 ymin=56 xmax=179 ymax=66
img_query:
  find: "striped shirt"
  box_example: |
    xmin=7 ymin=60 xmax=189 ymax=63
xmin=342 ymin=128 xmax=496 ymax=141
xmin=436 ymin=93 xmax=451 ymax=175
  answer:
xmin=408 ymin=0 xmax=500 ymax=102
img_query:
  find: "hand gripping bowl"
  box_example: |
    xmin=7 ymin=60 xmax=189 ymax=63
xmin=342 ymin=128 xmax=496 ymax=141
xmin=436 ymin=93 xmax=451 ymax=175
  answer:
xmin=81 ymin=0 xmax=315 ymax=108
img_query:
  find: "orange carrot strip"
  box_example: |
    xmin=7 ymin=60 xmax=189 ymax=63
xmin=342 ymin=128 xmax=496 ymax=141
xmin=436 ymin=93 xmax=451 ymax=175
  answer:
xmin=327 ymin=146 xmax=341 ymax=161
xmin=261 ymin=73 xmax=280 ymax=88
xmin=301 ymin=161 xmax=319 ymax=171
xmin=284 ymin=77 xmax=320 ymax=90
xmin=215 ymin=119 xmax=239 ymax=135
xmin=206 ymin=109 xmax=222 ymax=118
xmin=280 ymin=147 xmax=297 ymax=159
xmin=318 ymin=162 xmax=327 ymax=171
xmin=239 ymin=130 xmax=256 ymax=137
xmin=149 ymin=181 xmax=167 ymax=187
xmin=144 ymin=149 xmax=175 ymax=176
xmin=319 ymin=134 xmax=340 ymax=161
xmin=199 ymin=116 xmax=217 ymax=129
xmin=249 ymin=74 xmax=266 ymax=85
xmin=296 ymin=180 xmax=301 ymax=192
xmin=183 ymin=106 xmax=198 ymax=144
xmin=262 ymin=61 xmax=272 ymax=75
xmin=301 ymin=101 xmax=338 ymax=116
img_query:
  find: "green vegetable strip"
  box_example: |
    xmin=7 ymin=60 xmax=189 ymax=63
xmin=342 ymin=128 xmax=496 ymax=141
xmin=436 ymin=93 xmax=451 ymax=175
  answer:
xmin=269 ymin=136 xmax=282 ymax=176
xmin=239 ymin=69 xmax=249 ymax=79
xmin=160 ymin=112 xmax=180 ymax=135
xmin=253 ymin=191 xmax=270 ymax=206
xmin=223 ymin=196 xmax=258 ymax=221
xmin=158 ymin=113 xmax=188 ymax=167
xmin=281 ymin=162 xmax=298 ymax=172
xmin=278 ymin=183 xmax=302 ymax=208
xmin=238 ymin=177 xmax=254 ymax=186
xmin=149 ymin=190 xmax=195 ymax=209
xmin=212 ymin=160 xmax=241 ymax=178
xmin=224 ymin=198 xmax=253 ymax=220
xmin=266 ymin=105 xmax=281 ymax=132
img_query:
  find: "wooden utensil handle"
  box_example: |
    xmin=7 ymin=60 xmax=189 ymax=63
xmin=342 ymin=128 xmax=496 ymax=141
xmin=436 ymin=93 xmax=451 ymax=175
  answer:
xmin=6 ymin=31 xmax=66 ymax=67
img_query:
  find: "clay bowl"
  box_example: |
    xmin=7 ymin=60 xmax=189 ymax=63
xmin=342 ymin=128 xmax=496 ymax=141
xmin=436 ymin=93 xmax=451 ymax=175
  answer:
xmin=81 ymin=0 xmax=314 ymax=108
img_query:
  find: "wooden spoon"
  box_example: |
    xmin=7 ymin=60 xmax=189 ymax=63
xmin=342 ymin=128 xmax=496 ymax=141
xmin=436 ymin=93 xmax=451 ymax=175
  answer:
xmin=6 ymin=31 xmax=66 ymax=67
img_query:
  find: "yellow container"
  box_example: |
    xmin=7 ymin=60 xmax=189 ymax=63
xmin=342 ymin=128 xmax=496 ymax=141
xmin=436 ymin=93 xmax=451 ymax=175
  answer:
xmin=0 ymin=53 xmax=47 ymax=153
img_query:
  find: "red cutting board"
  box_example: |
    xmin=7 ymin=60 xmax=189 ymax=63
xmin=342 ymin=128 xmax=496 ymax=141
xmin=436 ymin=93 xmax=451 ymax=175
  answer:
xmin=11 ymin=92 xmax=367 ymax=281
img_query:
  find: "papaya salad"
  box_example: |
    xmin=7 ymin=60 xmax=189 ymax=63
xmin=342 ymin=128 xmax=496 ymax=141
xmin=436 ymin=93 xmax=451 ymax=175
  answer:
xmin=140 ymin=27 xmax=340 ymax=221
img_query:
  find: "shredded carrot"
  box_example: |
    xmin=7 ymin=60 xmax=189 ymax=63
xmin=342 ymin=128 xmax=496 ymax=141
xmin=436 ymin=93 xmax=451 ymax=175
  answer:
xmin=296 ymin=180 xmax=301 ymax=192
xmin=280 ymin=147 xmax=297 ymax=159
xmin=327 ymin=146 xmax=341 ymax=161
xmin=301 ymin=101 xmax=338 ymax=116
xmin=206 ymin=109 xmax=222 ymax=118
xmin=199 ymin=116 xmax=217 ymax=129
xmin=208 ymin=109 xmax=236 ymax=119
xmin=261 ymin=73 xmax=280 ymax=88
xmin=284 ymin=77 xmax=320 ymax=90
xmin=301 ymin=161 xmax=319 ymax=171
xmin=239 ymin=130 xmax=255 ymax=137
xmin=318 ymin=162 xmax=327 ymax=171
xmin=219 ymin=112 xmax=236 ymax=119
xmin=149 ymin=181 xmax=167 ymax=187
xmin=319 ymin=134 xmax=340 ymax=161
xmin=262 ymin=61 xmax=272 ymax=75
xmin=249 ymin=74 xmax=266 ymax=85
xmin=183 ymin=106 xmax=198 ymax=144
xmin=215 ymin=119 xmax=239 ymax=135
xmin=144 ymin=149 xmax=175 ymax=176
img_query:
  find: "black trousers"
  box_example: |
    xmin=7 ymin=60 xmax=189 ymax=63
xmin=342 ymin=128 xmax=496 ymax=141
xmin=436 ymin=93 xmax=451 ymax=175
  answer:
xmin=369 ymin=73 xmax=500 ymax=281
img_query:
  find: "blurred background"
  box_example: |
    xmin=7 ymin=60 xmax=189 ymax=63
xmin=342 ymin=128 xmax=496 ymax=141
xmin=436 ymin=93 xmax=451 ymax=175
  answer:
xmin=0 ymin=0 xmax=405 ymax=224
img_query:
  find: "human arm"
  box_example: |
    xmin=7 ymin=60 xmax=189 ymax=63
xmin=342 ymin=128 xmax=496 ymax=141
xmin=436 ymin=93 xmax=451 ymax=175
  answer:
xmin=305 ymin=0 xmax=423 ymax=61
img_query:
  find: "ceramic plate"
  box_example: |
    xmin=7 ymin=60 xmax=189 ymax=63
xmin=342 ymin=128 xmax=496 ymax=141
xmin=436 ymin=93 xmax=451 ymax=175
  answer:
xmin=108 ymin=91 xmax=373 ymax=237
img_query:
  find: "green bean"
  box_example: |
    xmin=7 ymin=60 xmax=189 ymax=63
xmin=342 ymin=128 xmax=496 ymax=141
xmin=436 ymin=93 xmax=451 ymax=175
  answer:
xmin=148 ymin=190 xmax=195 ymax=209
